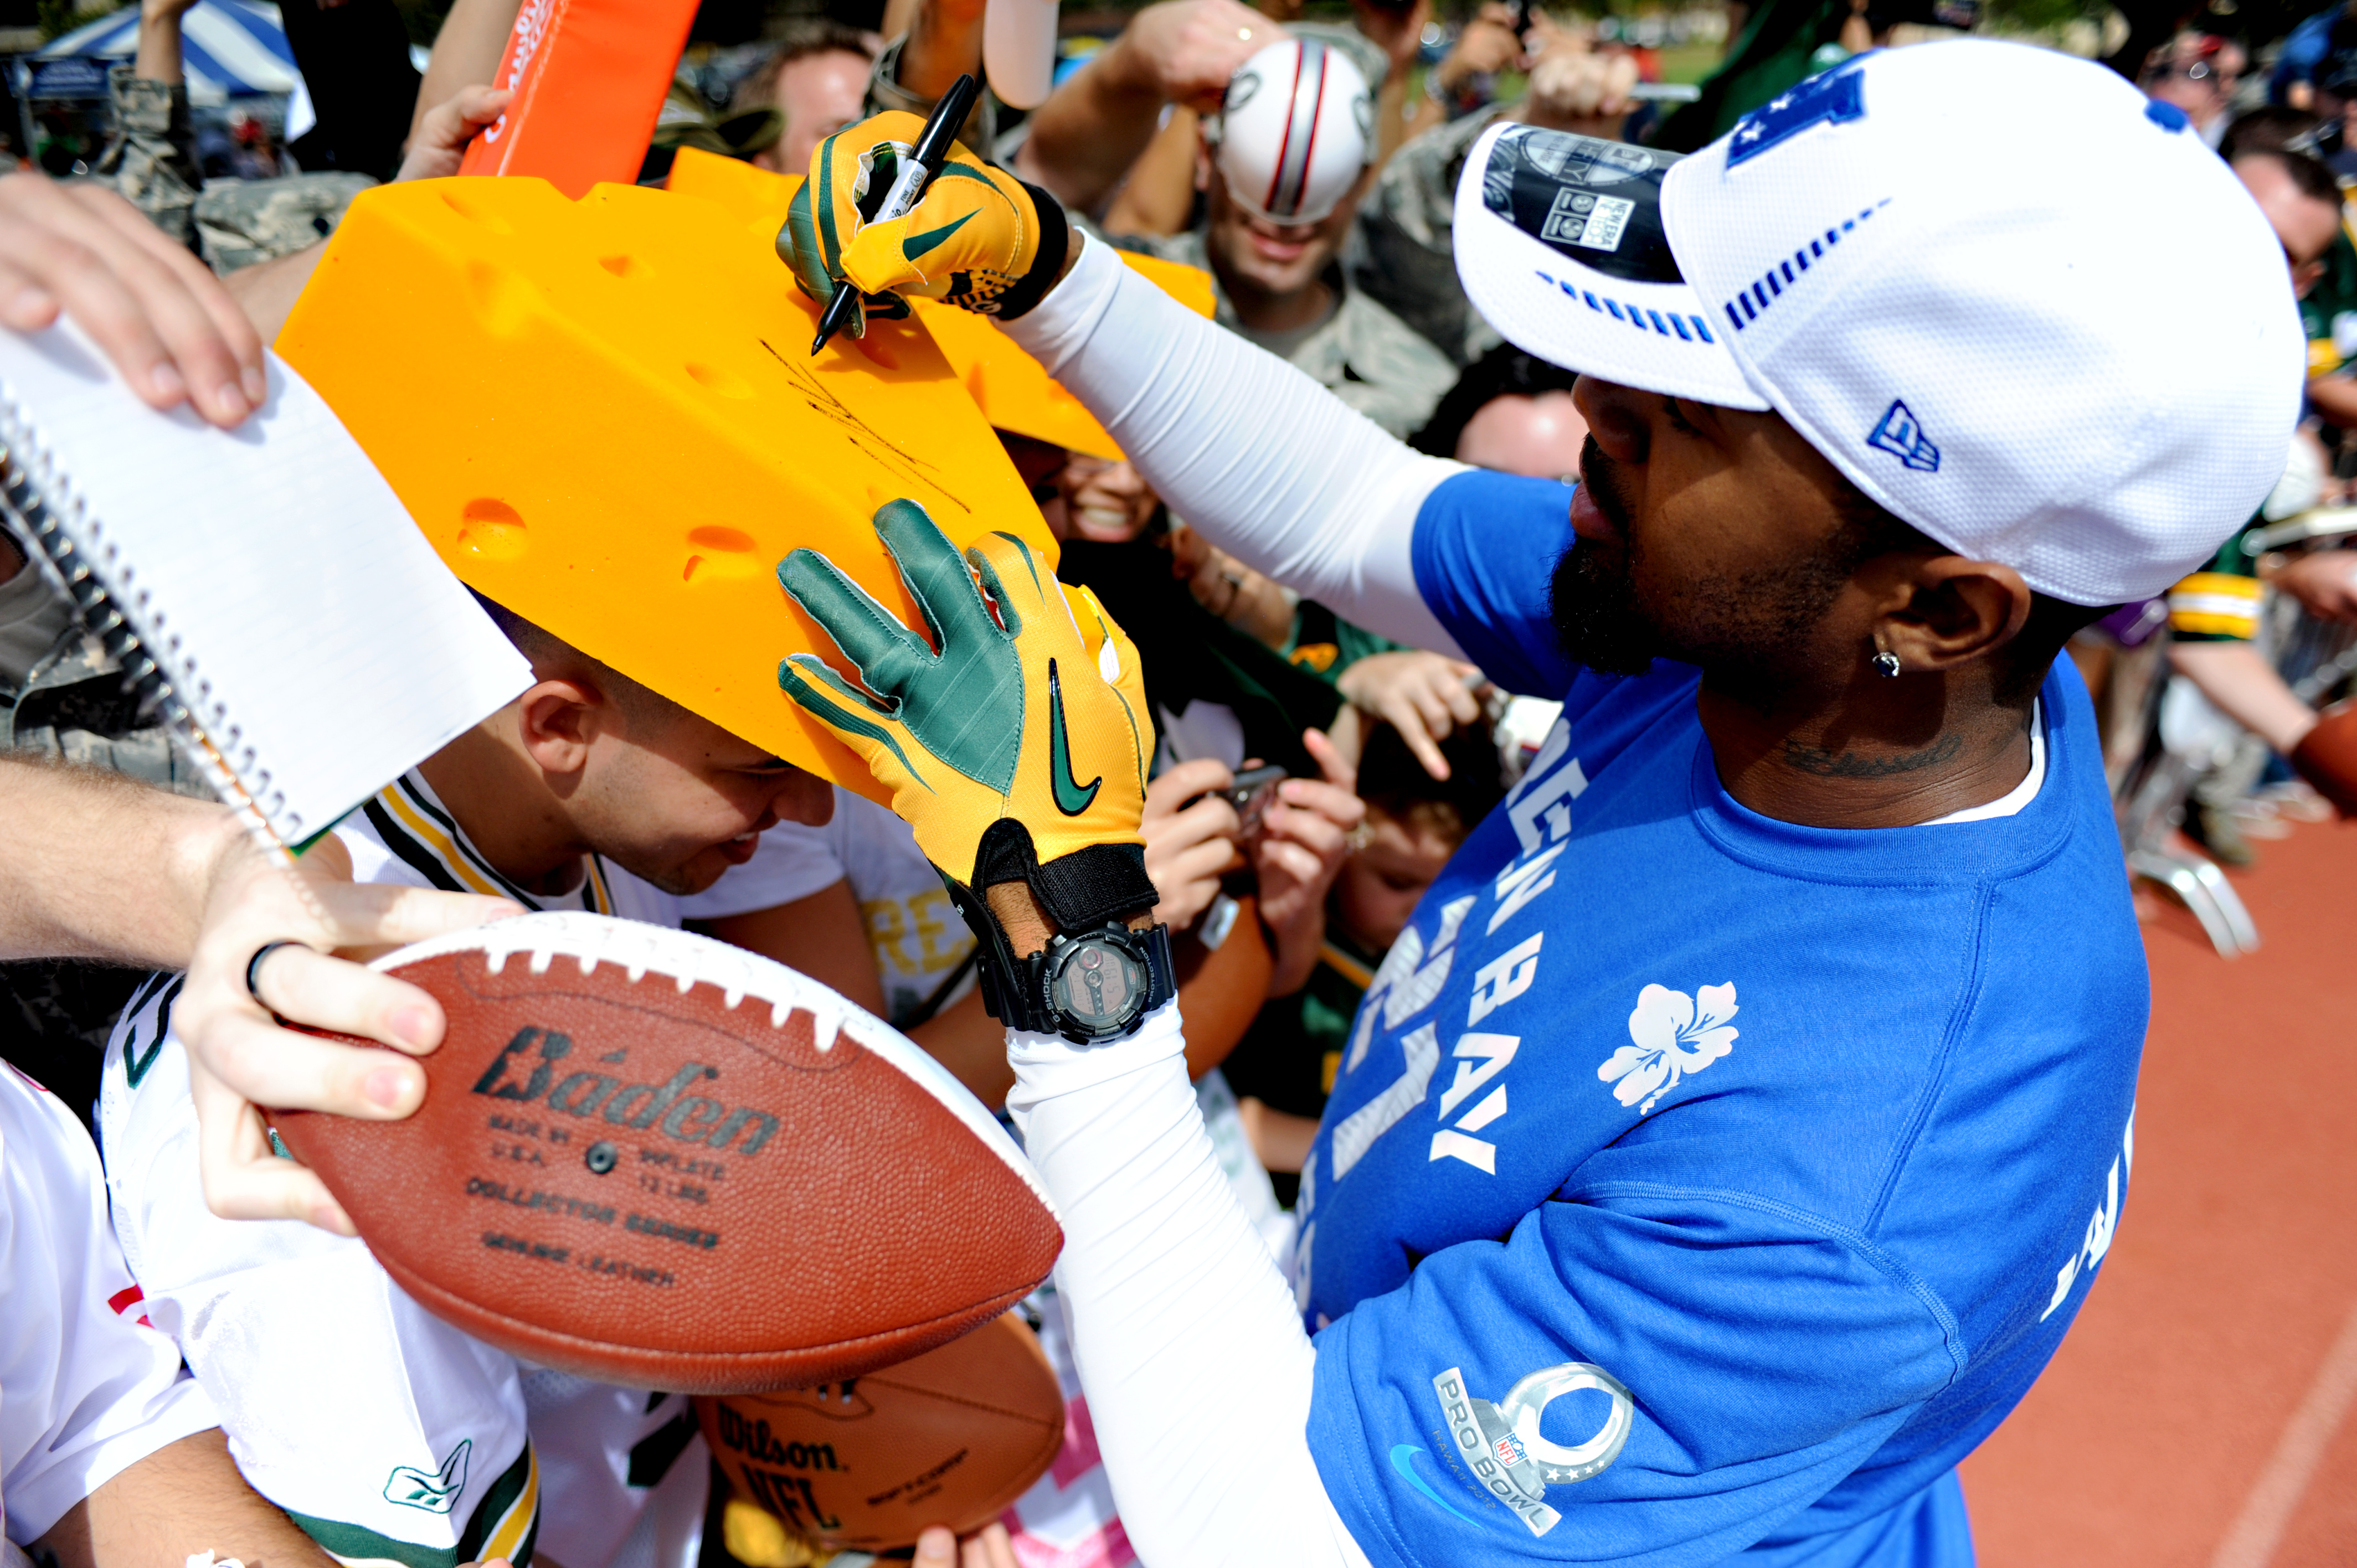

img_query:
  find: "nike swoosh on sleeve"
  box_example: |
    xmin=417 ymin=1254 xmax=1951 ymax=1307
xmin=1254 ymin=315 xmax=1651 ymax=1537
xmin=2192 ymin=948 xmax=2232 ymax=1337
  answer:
xmin=1390 ymin=1445 xmax=1474 ymax=1521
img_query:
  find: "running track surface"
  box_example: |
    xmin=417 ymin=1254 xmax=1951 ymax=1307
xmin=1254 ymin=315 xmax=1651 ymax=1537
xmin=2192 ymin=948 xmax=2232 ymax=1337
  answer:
xmin=1960 ymin=818 xmax=2357 ymax=1567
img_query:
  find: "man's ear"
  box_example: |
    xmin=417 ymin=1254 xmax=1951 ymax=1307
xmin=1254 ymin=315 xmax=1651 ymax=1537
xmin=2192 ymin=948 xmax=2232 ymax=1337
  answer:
xmin=1874 ymin=557 xmax=2034 ymax=674
xmin=514 ymin=678 xmax=607 ymax=780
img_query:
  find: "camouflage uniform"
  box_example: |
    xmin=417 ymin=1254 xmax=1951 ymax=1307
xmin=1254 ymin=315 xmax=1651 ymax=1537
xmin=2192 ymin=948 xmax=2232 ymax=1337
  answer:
xmin=2 ymin=621 xmax=215 ymax=794
xmin=1349 ymin=102 xmax=1510 ymax=368
xmin=91 ymin=69 xmax=204 ymax=250
xmin=865 ymin=34 xmax=998 ymax=156
xmin=90 ymin=65 xmax=375 ymax=275
xmin=195 ymin=171 xmax=377 ymax=274
xmin=1102 ymin=224 xmax=1456 ymax=439
xmin=649 ymin=78 xmax=783 ymax=169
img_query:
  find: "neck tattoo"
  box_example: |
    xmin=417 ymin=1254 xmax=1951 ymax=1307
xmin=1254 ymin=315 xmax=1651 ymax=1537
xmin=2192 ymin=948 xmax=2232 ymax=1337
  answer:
xmin=1780 ymin=731 xmax=1965 ymax=778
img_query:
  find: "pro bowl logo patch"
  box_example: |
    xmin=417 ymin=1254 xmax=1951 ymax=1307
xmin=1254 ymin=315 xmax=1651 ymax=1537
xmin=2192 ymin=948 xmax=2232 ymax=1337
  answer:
xmin=1727 ymin=54 xmax=1869 ymax=168
xmin=1430 ymin=1363 xmax=1635 ymax=1536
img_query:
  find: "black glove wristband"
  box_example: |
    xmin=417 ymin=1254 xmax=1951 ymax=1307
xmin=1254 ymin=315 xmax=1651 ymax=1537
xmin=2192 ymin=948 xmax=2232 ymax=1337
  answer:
xmin=944 ymin=875 xmax=1176 ymax=1042
xmin=985 ymin=182 xmax=1071 ymax=322
xmin=940 ymin=824 xmax=1169 ymax=1041
xmin=970 ymin=819 xmax=1155 ymax=932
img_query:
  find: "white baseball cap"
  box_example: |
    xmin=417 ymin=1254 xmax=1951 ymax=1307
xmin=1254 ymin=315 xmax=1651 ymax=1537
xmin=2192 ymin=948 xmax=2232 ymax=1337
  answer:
xmin=1211 ymin=38 xmax=1376 ymax=226
xmin=1453 ymin=39 xmax=2305 ymax=606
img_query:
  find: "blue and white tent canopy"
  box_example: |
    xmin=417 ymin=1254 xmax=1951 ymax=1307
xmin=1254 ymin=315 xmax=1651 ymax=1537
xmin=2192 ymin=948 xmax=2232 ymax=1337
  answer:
xmin=34 ymin=0 xmax=309 ymax=121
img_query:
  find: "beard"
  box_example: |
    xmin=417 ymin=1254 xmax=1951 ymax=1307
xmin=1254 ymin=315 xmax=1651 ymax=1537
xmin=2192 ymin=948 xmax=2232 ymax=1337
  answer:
xmin=1549 ymin=537 xmax=1661 ymax=678
xmin=1549 ymin=438 xmax=1662 ymax=678
xmin=1548 ymin=435 xmax=1874 ymax=700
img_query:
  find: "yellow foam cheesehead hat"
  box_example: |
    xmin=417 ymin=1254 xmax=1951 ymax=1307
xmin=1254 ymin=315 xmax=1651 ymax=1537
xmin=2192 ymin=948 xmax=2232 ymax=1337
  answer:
xmin=275 ymin=174 xmax=1055 ymax=804
xmin=664 ymin=148 xmax=1214 ymax=462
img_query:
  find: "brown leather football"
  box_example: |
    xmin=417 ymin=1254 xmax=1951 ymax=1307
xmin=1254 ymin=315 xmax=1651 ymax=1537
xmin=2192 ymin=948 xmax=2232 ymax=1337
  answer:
xmin=698 ymin=1311 xmax=1065 ymax=1552
xmin=270 ymin=912 xmax=1061 ymax=1394
xmin=2292 ymin=698 xmax=2357 ymax=817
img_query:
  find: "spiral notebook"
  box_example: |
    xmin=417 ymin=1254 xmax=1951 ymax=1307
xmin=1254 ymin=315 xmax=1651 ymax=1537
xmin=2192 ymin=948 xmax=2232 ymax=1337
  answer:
xmin=0 ymin=319 xmax=531 ymax=853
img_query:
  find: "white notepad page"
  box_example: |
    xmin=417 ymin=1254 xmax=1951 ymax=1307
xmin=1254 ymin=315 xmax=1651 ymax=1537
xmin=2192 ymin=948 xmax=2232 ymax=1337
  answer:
xmin=0 ymin=318 xmax=531 ymax=845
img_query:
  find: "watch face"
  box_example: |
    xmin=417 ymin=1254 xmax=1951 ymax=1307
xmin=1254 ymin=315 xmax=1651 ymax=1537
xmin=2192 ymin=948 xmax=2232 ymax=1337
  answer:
xmin=1047 ymin=934 xmax=1147 ymax=1034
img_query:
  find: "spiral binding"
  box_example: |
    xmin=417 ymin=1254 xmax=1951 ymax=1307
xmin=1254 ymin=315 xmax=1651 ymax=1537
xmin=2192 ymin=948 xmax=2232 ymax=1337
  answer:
xmin=0 ymin=399 xmax=295 ymax=854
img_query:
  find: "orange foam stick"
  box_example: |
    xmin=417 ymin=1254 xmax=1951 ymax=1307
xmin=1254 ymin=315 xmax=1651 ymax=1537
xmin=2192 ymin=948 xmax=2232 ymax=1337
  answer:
xmin=457 ymin=0 xmax=699 ymax=197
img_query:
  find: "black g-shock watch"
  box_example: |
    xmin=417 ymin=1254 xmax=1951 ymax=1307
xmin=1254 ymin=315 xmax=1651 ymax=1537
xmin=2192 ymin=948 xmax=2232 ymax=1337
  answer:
xmin=992 ymin=919 xmax=1177 ymax=1044
xmin=947 ymin=823 xmax=1176 ymax=1045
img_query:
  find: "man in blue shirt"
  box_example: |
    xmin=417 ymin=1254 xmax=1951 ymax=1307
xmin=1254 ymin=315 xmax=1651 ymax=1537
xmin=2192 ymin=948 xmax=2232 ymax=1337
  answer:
xmin=161 ymin=38 xmax=2302 ymax=1568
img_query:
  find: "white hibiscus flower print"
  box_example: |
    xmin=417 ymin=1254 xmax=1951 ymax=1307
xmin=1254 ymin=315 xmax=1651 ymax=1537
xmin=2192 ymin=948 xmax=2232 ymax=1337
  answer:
xmin=1597 ymin=982 xmax=1739 ymax=1115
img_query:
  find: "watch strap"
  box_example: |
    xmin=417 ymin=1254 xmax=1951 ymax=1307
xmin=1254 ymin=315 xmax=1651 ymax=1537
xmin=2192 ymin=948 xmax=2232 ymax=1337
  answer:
xmin=1005 ymin=921 xmax=1175 ymax=1043
xmin=943 ymin=870 xmax=1174 ymax=1041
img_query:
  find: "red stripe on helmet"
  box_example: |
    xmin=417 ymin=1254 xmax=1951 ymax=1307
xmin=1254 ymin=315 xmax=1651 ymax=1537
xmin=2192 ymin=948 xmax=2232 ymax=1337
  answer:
xmin=1264 ymin=41 xmax=1305 ymax=216
xmin=1287 ymin=44 xmax=1328 ymax=220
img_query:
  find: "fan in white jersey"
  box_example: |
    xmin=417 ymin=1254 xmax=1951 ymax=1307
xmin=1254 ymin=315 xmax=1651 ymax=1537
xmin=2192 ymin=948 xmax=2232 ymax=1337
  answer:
xmin=0 ymin=745 xmax=544 ymax=1565
xmin=0 ymin=1060 xmax=355 ymax=1566
xmin=99 ymin=602 xmax=833 ymax=1568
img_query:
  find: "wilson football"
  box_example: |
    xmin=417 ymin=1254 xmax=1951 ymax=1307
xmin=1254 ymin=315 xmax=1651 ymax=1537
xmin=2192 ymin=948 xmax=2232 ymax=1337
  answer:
xmin=270 ymin=912 xmax=1062 ymax=1394
xmin=699 ymin=1311 xmax=1065 ymax=1552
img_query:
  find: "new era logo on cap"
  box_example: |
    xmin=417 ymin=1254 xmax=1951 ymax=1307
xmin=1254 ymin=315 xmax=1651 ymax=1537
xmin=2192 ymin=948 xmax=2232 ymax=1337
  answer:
xmin=1867 ymin=400 xmax=1940 ymax=473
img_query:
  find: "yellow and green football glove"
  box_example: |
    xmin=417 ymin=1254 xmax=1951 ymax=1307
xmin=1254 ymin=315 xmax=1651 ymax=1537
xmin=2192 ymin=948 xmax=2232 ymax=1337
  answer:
xmin=776 ymin=499 xmax=1155 ymax=930
xmin=776 ymin=111 xmax=1069 ymax=337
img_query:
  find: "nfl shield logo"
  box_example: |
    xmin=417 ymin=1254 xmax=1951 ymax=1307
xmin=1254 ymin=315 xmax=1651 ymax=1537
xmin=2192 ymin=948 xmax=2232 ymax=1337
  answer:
xmin=1494 ymin=1432 xmax=1529 ymax=1467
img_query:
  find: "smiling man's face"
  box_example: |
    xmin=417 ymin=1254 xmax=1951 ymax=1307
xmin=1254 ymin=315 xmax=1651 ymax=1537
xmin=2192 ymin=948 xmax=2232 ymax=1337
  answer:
xmin=1551 ymin=377 xmax=1923 ymax=697
xmin=1202 ymin=161 xmax=1371 ymax=307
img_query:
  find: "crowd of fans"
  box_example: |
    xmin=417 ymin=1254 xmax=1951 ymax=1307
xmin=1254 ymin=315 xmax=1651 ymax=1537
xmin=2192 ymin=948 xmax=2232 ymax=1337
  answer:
xmin=2 ymin=0 xmax=2355 ymax=1565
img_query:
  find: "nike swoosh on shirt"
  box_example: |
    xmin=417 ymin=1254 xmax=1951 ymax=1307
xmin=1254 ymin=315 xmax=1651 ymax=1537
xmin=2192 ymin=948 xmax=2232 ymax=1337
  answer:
xmin=1389 ymin=1444 xmax=1474 ymax=1521
xmin=1048 ymin=659 xmax=1101 ymax=816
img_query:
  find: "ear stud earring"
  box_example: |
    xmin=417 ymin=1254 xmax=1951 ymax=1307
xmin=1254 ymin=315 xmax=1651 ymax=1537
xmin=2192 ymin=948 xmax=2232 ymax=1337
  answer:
xmin=1872 ymin=648 xmax=1903 ymax=679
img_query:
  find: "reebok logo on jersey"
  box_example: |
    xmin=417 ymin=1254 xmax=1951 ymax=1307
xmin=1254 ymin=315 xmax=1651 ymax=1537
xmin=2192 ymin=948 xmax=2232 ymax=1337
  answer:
xmin=384 ymin=1438 xmax=471 ymax=1514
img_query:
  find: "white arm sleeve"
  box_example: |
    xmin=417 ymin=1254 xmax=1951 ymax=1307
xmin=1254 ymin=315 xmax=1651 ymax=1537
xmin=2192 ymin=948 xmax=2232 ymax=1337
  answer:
xmin=1005 ymin=1003 xmax=1370 ymax=1568
xmin=1002 ymin=239 xmax=1470 ymax=657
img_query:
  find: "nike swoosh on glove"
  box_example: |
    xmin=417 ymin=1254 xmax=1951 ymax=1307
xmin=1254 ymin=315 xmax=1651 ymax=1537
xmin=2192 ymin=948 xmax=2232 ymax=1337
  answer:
xmin=775 ymin=498 xmax=1149 ymax=895
xmin=776 ymin=110 xmax=1071 ymax=339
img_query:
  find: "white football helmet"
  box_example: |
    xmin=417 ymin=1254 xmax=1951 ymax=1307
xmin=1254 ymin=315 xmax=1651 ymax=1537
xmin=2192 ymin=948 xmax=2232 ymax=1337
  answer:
xmin=1208 ymin=38 xmax=1376 ymax=226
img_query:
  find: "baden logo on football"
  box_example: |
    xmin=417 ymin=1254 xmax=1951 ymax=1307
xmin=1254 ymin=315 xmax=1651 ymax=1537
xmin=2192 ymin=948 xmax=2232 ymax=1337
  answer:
xmin=472 ymin=1027 xmax=781 ymax=1155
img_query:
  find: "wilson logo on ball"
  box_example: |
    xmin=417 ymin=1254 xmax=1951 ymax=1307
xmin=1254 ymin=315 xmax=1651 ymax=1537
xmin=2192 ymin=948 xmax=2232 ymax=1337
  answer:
xmin=471 ymin=1025 xmax=781 ymax=1154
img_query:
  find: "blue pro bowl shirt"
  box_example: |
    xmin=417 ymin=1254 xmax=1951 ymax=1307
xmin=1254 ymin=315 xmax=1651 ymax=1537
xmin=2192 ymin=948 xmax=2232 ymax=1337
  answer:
xmin=1297 ymin=470 xmax=2142 ymax=1567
